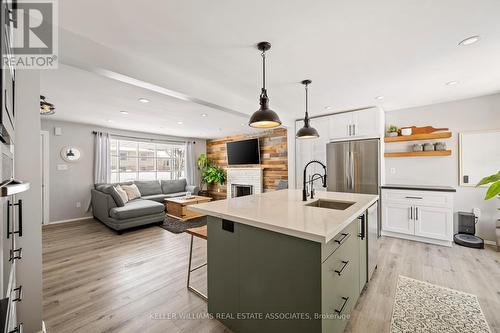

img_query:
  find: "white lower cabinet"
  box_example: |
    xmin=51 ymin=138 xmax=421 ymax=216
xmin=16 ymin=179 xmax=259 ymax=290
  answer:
xmin=414 ymin=205 xmax=452 ymax=241
xmin=383 ymin=202 xmax=414 ymax=235
xmin=381 ymin=189 xmax=454 ymax=246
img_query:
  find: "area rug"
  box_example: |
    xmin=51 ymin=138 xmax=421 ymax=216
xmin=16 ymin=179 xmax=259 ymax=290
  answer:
xmin=390 ymin=275 xmax=491 ymax=333
xmin=160 ymin=215 xmax=207 ymax=234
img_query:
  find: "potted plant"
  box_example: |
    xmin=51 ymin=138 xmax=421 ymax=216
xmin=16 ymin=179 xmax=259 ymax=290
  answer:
xmin=476 ymin=171 xmax=500 ymax=200
xmin=477 ymin=171 xmax=500 ymax=251
xmin=197 ymin=153 xmax=211 ymax=193
xmin=387 ymin=125 xmax=399 ymax=137
xmin=203 ymin=166 xmax=226 ymax=192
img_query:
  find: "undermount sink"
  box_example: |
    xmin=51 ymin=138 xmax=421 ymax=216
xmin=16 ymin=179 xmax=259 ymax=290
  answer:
xmin=305 ymin=199 xmax=355 ymax=210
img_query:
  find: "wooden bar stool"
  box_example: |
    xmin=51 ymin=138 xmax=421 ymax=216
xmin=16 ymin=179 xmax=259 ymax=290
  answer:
xmin=186 ymin=225 xmax=208 ymax=301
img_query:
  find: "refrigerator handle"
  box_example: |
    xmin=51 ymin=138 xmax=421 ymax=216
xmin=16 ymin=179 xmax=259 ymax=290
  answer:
xmin=349 ymin=151 xmax=354 ymax=191
xmin=345 ymin=150 xmax=350 ymax=191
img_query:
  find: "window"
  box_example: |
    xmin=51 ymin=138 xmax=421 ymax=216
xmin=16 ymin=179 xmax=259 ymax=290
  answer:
xmin=110 ymin=138 xmax=185 ymax=183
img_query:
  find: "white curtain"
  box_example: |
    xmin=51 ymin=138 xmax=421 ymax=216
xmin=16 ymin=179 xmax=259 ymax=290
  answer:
xmin=184 ymin=140 xmax=196 ymax=186
xmin=94 ymin=132 xmax=111 ymax=184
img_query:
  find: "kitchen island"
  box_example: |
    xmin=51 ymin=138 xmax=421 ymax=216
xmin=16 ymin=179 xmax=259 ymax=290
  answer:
xmin=191 ymin=189 xmax=378 ymax=333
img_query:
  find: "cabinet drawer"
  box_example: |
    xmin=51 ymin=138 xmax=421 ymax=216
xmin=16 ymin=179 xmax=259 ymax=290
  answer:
xmin=382 ymin=189 xmax=453 ymax=208
xmin=321 ymin=229 xmax=358 ymax=333
xmin=321 ymin=220 xmax=357 ymax=262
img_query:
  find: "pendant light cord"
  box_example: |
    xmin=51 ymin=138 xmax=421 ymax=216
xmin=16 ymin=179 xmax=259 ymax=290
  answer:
xmin=261 ymin=50 xmax=266 ymax=90
xmin=305 ymin=83 xmax=308 ymax=117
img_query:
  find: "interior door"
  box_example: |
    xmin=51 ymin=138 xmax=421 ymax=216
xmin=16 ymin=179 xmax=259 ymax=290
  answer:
xmin=414 ymin=205 xmax=452 ymax=241
xmin=382 ymin=202 xmax=413 ymax=235
xmin=351 ymin=139 xmax=379 ymax=195
xmin=326 ymin=142 xmax=349 ymax=192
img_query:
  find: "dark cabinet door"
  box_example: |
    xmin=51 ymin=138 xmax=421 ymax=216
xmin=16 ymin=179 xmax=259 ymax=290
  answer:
xmin=207 ymin=217 xmax=240 ymax=319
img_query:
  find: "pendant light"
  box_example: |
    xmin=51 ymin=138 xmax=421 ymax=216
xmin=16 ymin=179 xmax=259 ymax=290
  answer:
xmin=249 ymin=41 xmax=282 ymax=128
xmin=296 ymin=79 xmax=319 ymax=139
xmin=40 ymin=95 xmax=55 ymax=115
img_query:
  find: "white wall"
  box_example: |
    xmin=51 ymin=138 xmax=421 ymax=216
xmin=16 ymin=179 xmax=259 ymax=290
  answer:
xmin=385 ymin=93 xmax=500 ymax=242
xmin=41 ymin=119 xmax=206 ymax=223
xmin=15 ymin=71 xmax=43 ymax=333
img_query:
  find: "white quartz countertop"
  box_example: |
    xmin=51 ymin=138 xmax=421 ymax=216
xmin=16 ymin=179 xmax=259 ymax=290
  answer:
xmin=190 ymin=190 xmax=378 ymax=244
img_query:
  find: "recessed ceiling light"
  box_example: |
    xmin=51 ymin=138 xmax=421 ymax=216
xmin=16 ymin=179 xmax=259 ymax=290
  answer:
xmin=241 ymin=123 xmax=246 ymax=126
xmin=446 ymin=80 xmax=459 ymax=86
xmin=177 ymin=121 xmax=183 ymax=125
xmin=375 ymin=96 xmax=384 ymax=100
xmin=107 ymin=119 xmax=114 ymax=123
xmin=138 ymin=98 xmax=150 ymax=103
xmin=458 ymin=35 xmax=480 ymax=46
xmin=201 ymin=113 xmax=207 ymax=117
xmin=120 ymin=111 xmax=129 ymax=115
xmin=324 ymin=106 xmax=333 ymax=110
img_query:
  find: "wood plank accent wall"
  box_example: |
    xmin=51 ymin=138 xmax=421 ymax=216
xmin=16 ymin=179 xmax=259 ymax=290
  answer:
xmin=206 ymin=128 xmax=288 ymax=199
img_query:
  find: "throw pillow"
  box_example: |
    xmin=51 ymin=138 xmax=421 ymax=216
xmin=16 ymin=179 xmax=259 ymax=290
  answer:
xmin=114 ymin=185 xmax=129 ymax=206
xmin=121 ymin=184 xmax=141 ymax=201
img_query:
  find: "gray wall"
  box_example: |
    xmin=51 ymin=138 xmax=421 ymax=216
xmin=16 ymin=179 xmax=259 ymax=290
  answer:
xmin=41 ymin=119 xmax=206 ymax=223
xmin=385 ymin=93 xmax=500 ymax=242
xmin=15 ymin=71 xmax=43 ymax=333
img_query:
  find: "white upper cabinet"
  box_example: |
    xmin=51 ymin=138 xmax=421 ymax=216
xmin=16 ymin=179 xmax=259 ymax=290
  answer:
xmin=329 ymin=107 xmax=382 ymax=141
xmin=351 ymin=108 xmax=381 ymax=139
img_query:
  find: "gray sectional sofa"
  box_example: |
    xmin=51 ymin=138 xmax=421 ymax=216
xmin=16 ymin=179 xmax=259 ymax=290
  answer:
xmin=91 ymin=179 xmax=198 ymax=233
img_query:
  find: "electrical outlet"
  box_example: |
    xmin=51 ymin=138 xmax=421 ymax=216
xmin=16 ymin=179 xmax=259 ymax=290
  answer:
xmin=472 ymin=208 xmax=481 ymax=219
xmin=390 ymin=167 xmax=396 ymax=174
xmin=76 ymin=202 xmax=81 ymax=208
xmin=57 ymin=164 xmax=68 ymax=171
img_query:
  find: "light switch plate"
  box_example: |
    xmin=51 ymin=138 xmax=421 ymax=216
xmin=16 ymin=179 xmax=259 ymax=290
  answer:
xmin=57 ymin=164 xmax=68 ymax=171
xmin=54 ymin=127 xmax=62 ymax=136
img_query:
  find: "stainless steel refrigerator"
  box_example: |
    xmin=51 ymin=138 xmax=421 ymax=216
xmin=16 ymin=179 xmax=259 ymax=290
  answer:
xmin=326 ymin=139 xmax=380 ymax=280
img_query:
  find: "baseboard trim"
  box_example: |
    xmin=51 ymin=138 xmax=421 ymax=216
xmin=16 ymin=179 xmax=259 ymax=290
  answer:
xmin=47 ymin=216 xmax=94 ymax=225
xmin=381 ymin=230 xmax=452 ymax=247
xmin=484 ymin=240 xmax=497 ymax=246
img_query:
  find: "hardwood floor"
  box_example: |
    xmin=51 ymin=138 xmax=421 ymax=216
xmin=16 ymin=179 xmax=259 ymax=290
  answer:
xmin=43 ymin=219 xmax=500 ymax=333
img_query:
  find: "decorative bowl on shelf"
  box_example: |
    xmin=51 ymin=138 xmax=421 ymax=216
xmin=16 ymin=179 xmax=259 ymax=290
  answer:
xmin=387 ymin=132 xmax=398 ymax=137
xmin=401 ymin=127 xmax=412 ymax=136
xmin=434 ymin=142 xmax=447 ymax=151
xmin=423 ymin=143 xmax=435 ymax=151
xmin=412 ymin=144 xmax=423 ymax=152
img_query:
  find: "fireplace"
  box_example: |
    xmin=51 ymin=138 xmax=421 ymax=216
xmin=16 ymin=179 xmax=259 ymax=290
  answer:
xmin=231 ymin=184 xmax=253 ymax=198
xmin=226 ymin=167 xmax=262 ymax=199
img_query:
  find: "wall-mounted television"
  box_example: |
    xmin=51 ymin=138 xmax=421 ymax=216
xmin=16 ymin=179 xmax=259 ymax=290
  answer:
xmin=226 ymin=138 xmax=260 ymax=165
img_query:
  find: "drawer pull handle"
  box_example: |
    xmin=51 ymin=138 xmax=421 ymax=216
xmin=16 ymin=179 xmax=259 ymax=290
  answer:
xmin=334 ymin=233 xmax=349 ymax=245
xmin=12 ymin=285 xmax=22 ymax=302
xmin=405 ymin=196 xmax=423 ymax=199
xmin=334 ymin=296 xmax=349 ymax=315
xmin=9 ymin=248 xmax=22 ymax=261
xmin=334 ymin=260 xmax=349 ymax=276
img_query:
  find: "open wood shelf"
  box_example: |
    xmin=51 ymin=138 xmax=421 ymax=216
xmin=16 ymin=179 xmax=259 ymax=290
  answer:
xmin=384 ymin=150 xmax=452 ymax=158
xmin=384 ymin=132 xmax=452 ymax=143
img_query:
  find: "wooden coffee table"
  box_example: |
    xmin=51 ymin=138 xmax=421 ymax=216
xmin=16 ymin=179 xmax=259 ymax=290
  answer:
xmin=164 ymin=195 xmax=212 ymax=221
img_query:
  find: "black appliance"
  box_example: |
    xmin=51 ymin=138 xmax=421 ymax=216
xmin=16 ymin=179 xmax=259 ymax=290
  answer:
xmin=453 ymin=212 xmax=484 ymax=249
xmin=226 ymin=138 xmax=260 ymax=165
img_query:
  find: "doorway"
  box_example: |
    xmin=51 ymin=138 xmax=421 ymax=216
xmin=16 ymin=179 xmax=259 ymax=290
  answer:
xmin=40 ymin=131 xmax=49 ymax=224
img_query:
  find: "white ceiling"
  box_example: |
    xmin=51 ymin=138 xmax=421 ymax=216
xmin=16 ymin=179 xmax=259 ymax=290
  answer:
xmin=44 ymin=0 xmax=500 ymax=138
xmin=41 ymin=64 xmax=257 ymax=138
